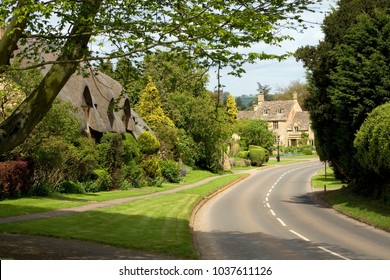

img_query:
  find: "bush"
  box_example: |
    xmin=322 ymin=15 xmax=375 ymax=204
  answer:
xmin=56 ymin=181 xmax=85 ymax=194
xmin=31 ymin=136 xmax=81 ymax=187
xmin=28 ymin=181 xmax=51 ymax=197
xmin=83 ymin=181 xmax=101 ymax=193
xmin=299 ymin=146 xmax=313 ymax=155
xmin=92 ymin=169 xmax=112 ymax=191
xmin=160 ymin=160 xmax=181 ymax=183
xmin=97 ymin=132 xmax=125 ymax=189
xmin=122 ymin=133 xmax=140 ymax=164
xmin=120 ymin=179 xmax=133 ymax=190
xmin=0 ymin=161 xmax=32 ymax=199
xmin=248 ymin=146 xmax=268 ymax=166
xmin=237 ymin=151 xmax=249 ymax=159
xmin=138 ymin=132 xmax=160 ymax=155
xmin=140 ymin=155 xmax=162 ymax=185
xmin=121 ymin=161 xmax=144 ymax=188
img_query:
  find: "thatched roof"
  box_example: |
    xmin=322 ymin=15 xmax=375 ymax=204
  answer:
xmin=10 ymin=38 xmax=153 ymax=139
xmin=58 ymin=69 xmax=154 ymax=139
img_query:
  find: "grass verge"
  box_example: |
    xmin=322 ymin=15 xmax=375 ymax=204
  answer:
xmin=0 ymin=170 xmax=216 ymax=218
xmin=0 ymin=173 xmax=247 ymax=259
xmin=312 ymin=168 xmax=390 ymax=232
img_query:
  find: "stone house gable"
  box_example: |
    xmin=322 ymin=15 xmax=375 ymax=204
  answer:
xmin=238 ymin=93 xmax=314 ymax=147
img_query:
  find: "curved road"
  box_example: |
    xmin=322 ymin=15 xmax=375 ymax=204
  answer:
xmin=193 ymin=160 xmax=390 ymax=259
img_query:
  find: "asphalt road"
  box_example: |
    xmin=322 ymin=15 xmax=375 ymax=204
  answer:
xmin=193 ymin=160 xmax=390 ymax=259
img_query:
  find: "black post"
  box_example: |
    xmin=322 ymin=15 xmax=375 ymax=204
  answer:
xmin=276 ymin=138 xmax=280 ymax=162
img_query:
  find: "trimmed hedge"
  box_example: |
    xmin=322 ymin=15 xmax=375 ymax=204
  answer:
xmin=248 ymin=146 xmax=269 ymax=166
xmin=0 ymin=161 xmax=32 ymax=199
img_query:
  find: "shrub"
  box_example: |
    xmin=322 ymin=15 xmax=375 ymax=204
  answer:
xmin=28 ymin=181 xmax=51 ymax=197
xmin=31 ymin=136 xmax=81 ymax=187
xmin=237 ymin=151 xmax=249 ymax=159
xmin=0 ymin=161 xmax=32 ymax=199
xmin=83 ymin=181 xmax=101 ymax=193
xmin=57 ymin=181 xmax=85 ymax=194
xmin=160 ymin=160 xmax=181 ymax=183
xmin=92 ymin=169 xmax=112 ymax=191
xmin=121 ymin=161 xmax=144 ymax=188
xmin=248 ymin=146 xmax=268 ymax=166
xmin=120 ymin=179 xmax=133 ymax=190
xmin=140 ymin=155 xmax=162 ymax=185
xmin=299 ymin=145 xmax=313 ymax=155
xmin=97 ymin=132 xmax=124 ymax=189
xmin=138 ymin=132 xmax=160 ymax=155
xmin=122 ymin=133 xmax=140 ymax=164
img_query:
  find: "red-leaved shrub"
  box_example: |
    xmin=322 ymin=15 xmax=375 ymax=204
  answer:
xmin=0 ymin=161 xmax=32 ymax=198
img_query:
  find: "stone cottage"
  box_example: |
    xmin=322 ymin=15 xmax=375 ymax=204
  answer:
xmin=238 ymin=92 xmax=314 ymax=147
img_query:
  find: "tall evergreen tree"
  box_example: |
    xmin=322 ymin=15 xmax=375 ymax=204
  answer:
xmin=296 ymin=0 xmax=390 ymax=196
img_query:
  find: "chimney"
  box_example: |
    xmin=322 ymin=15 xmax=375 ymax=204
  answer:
xmin=258 ymin=93 xmax=265 ymax=103
xmin=293 ymin=91 xmax=298 ymax=101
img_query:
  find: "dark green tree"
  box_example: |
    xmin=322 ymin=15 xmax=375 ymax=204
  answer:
xmin=296 ymin=0 xmax=390 ymax=196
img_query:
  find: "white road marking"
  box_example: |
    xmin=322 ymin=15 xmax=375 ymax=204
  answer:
xmin=318 ymin=246 xmax=350 ymax=260
xmin=266 ymin=202 xmax=271 ymax=208
xmin=289 ymin=230 xmax=310 ymax=241
xmin=270 ymin=209 xmax=276 ymax=216
xmin=277 ymin=218 xmax=287 ymax=226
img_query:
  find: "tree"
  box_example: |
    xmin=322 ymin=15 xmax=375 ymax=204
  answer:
xmin=274 ymin=80 xmax=309 ymax=110
xmin=0 ymin=0 xmax=321 ymax=154
xmin=257 ymin=82 xmax=272 ymax=100
xmin=226 ymin=93 xmax=238 ymax=124
xmin=234 ymin=119 xmax=274 ymax=150
xmin=296 ymin=0 xmax=390 ymax=195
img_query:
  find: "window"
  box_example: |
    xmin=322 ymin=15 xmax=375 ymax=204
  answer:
xmin=263 ymin=108 xmax=270 ymax=115
xmin=277 ymin=107 xmax=283 ymax=114
xmin=273 ymin=121 xmax=278 ymax=129
xmin=294 ymin=125 xmax=299 ymax=132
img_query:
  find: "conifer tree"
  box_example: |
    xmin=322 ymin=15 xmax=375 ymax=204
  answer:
xmin=226 ymin=93 xmax=238 ymax=124
xmin=137 ymin=77 xmax=175 ymax=130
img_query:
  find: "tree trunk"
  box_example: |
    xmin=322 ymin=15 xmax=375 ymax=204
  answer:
xmin=0 ymin=0 xmax=102 ymax=155
xmin=0 ymin=0 xmax=29 ymax=72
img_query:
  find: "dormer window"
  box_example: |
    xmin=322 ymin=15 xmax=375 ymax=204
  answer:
xmin=277 ymin=107 xmax=283 ymax=114
xmin=294 ymin=125 xmax=299 ymax=132
xmin=263 ymin=108 xmax=270 ymax=115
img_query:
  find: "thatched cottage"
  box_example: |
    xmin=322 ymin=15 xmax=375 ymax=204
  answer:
xmin=56 ymin=67 xmax=153 ymax=141
xmin=0 ymin=27 xmax=153 ymax=140
xmin=238 ymin=93 xmax=315 ymax=147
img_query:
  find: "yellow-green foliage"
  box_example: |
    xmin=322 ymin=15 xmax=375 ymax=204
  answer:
xmin=137 ymin=76 xmax=175 ymax=130
xmin=226 ymin=92 xmax=238 ymax=123
xmin=0 ymin=76 xmax=25 ymax=121
xmin=138 ymin=131 xmax=160 ymax=155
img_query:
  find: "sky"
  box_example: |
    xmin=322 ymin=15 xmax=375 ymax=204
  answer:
xmin=207 ymin=0 xmax=336 ymax=96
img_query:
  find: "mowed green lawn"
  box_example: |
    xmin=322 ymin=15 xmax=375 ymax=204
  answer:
xmin=0 ymin=173 xmax=246 ymax=259
xmin=0 ymin=170 xmax=217 ymax=218
xmin=312 ymin=168 xmax=390 ymax=232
